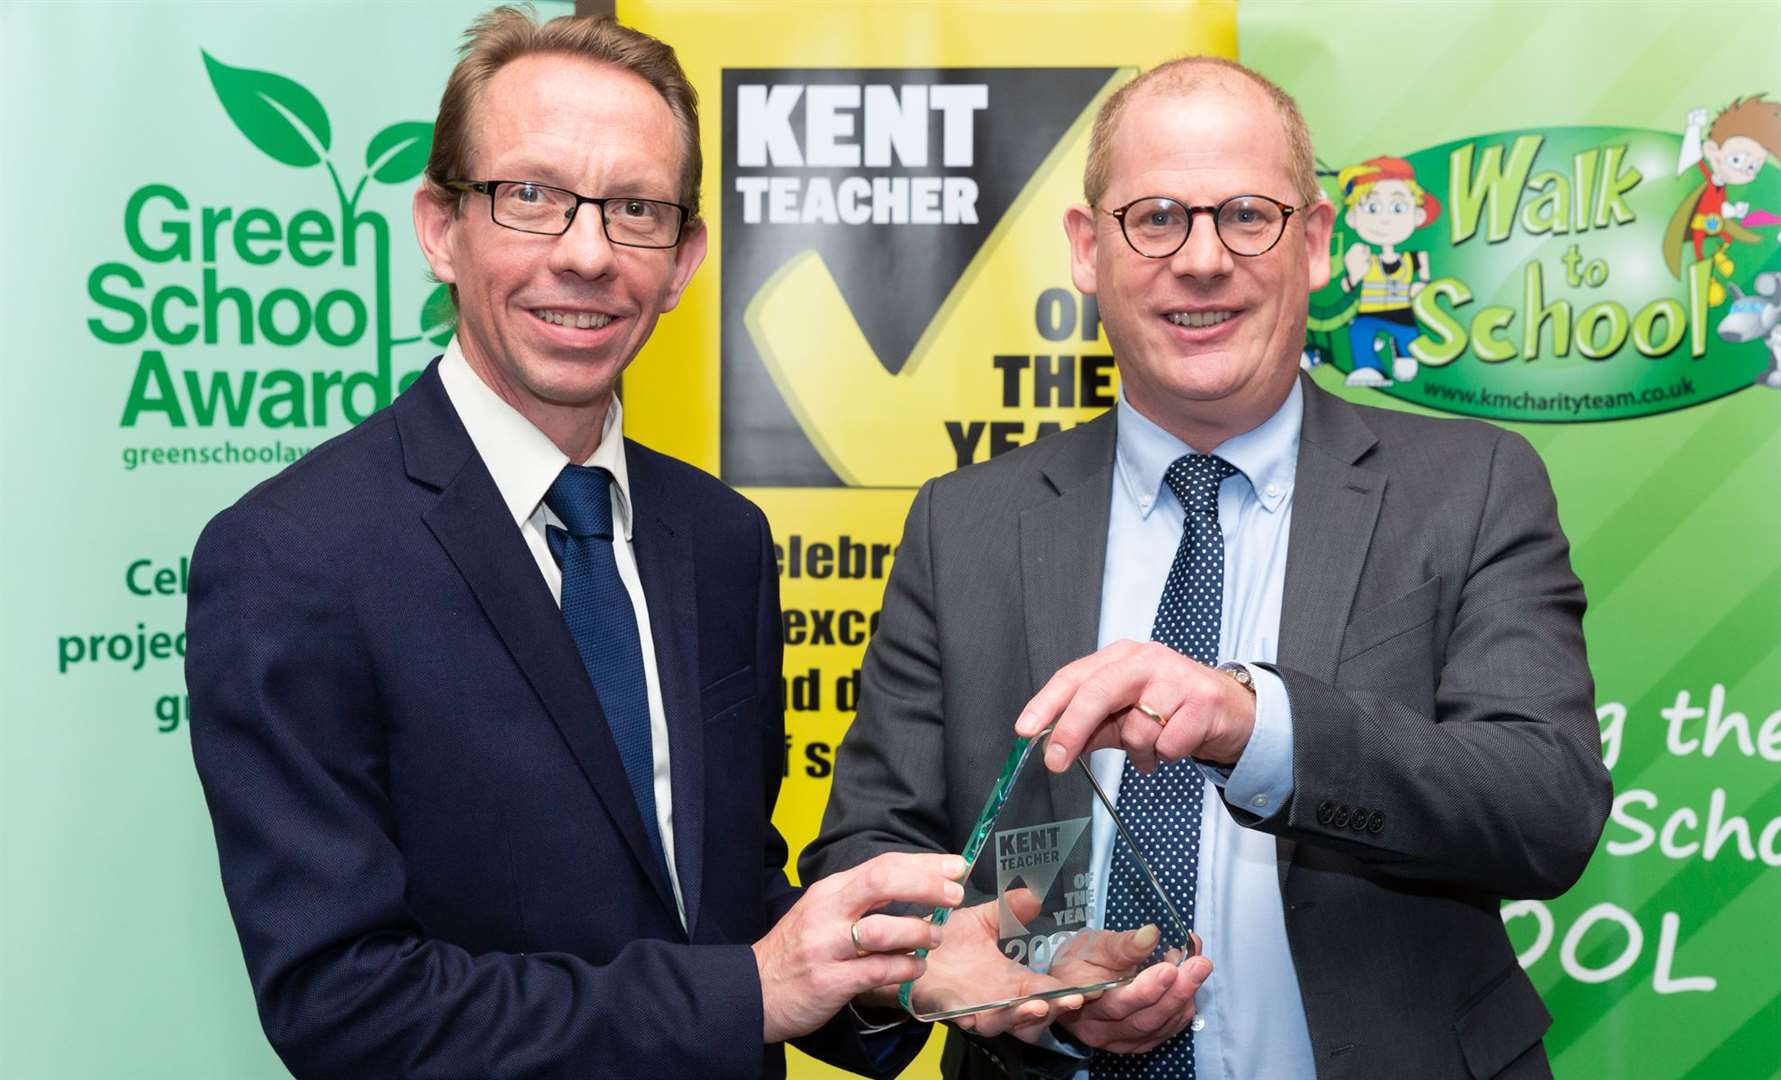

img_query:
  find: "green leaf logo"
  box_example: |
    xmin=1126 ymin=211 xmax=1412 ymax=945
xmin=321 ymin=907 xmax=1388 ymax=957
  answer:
xmin=366 ymin=121 xmax=433 ymax=184
xmin=420 ymin=283 xmax=456 ymax=347
xmin=202 ymin=51 xmax=332 ymax=167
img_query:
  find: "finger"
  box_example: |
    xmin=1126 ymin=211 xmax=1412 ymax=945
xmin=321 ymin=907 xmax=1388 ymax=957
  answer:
xmin=845 ymin=952 xmax=927 ymax=993
xmin=1015 ymin=641 xmax=1145 ymax=740
xmin=1035 ymin=663 xmax=1148 ymax=771
xmin=1001 ymin=886 xmax=1042 ymax=926
xmin=971 ymin=997 xmax=1055 ymax=1038
xmin=1057 ymin=924 xmax=1159 ymax=977
xmin=1111 ymin=967 xmax=1198 ymax=1037
xmin=1010 ymin=1000 xmax=1067 ymax=1044
xmin=1178 ymin=954 xmax=1213 ymax=996
xmin=1115 ymin=705 xmax=1166 ymax=774
xmin=852 ymin=912 xmax=942 ymax=955
xmin=838 ymin=852 xmax=967 ymax=917
xmin=1095 ymin=959 xmax=1208 ymax=1053
xmin=1078 ymin=961 xmax=1176 ymax=1023
xmin=1047 ymin=645 xmax=1196 ymax=772
xmin=1151 ymin=676 xmax=1226 ymax=765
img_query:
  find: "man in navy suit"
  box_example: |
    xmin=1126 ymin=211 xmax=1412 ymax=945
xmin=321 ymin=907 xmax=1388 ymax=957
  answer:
xmin=185 ymin=10 xmax=958 ymax=1078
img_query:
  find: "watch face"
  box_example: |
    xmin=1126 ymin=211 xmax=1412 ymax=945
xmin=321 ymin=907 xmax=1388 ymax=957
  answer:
xmin=1220 ymin=663 xmax=1254 ymax=690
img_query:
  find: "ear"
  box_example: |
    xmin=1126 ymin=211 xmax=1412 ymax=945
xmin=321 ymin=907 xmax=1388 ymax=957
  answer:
xmin=1702 ymin=138 xmax=1722 ymax=166
xmin=413 ymin=184 xmax=459 ymax=285
xmin=1344 ymin=206 xmax=1358 ymax=230
xmin=1302 ymin=200 xmax=1335 ymax=291
xmin=1063 ymin=204 xmax=1100 ymax=296
xmin=659 ymin=219 xmax=708 ymax=313
xmin=1414 ymin=206 xmax=1428 ymax=229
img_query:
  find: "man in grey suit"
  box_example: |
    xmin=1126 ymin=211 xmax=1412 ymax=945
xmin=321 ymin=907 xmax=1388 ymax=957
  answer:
xmin=801 ymin=57 xmax=1612 ymax=1079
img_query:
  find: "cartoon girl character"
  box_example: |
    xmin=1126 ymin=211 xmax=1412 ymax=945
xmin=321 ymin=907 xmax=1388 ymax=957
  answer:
xmin=1336 ymin=156 xmax=1441 ymax=388
xmin=1665 ymin=94 xmax=1781 ymax=306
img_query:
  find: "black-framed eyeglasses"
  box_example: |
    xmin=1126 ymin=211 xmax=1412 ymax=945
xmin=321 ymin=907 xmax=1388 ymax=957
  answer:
xmin=1105 ymin=194 xmax=1305 ymax=258
xmin=446 ymin=179 xmax=689 ymax=249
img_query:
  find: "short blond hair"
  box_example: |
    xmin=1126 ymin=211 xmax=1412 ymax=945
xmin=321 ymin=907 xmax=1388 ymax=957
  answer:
xmin=425 ymin=6 xmax=702 ymax=220
xmin=1083 ymin=56 xmax=1318 ymax=208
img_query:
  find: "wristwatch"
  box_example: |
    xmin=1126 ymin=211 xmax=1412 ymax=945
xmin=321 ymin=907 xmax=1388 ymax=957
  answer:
xmin=1216 ymin=661 xmax=1256 ymax=695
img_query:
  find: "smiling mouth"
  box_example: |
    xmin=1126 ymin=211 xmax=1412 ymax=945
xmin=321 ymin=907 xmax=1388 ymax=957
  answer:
xmin=1165 ymin=311 xmax=1236 ymax=328
xmin=533 ymin=308 xmax=616 ymax=330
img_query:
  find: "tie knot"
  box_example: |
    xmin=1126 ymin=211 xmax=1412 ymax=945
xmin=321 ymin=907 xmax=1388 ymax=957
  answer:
xmin=1163 ymin=454 xmax=1236 ymax=517
xmin=545 ymin=464 xmax=615 ymax=539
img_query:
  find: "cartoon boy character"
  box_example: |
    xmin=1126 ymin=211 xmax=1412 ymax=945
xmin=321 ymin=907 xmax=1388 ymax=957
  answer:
xmin=1337 ymin=156 xmax=1441 ymax=388
xmin=1665 ymin=94 xmax=1781 ymax=305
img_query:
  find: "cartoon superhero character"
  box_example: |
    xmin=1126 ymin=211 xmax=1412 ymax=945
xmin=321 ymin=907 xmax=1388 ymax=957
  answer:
xmin=1665 ymin=95 xmax=1781 ymax=305
xmin=1336 ymin=156 xmax=1441 ymax=388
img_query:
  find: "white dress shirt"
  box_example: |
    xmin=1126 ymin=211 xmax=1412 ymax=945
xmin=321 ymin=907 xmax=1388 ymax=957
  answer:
xmin=438 ymin=342 xmax=686 ymax=927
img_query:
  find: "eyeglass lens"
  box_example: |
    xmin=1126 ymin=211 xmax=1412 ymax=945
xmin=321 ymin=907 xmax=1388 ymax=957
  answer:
xmin=490 ymin=182 xmax=683 ymax=247
xmin=1119 ymin=196 xmax=1287 ymax=257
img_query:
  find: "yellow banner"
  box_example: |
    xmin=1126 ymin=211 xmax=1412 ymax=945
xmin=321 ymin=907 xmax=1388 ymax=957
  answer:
xmin=619 ymin=3 xmax=1234 ymax=1072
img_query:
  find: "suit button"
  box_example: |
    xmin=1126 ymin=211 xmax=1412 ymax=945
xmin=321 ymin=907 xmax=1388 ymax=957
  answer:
xmin=1368 ymin=810 xmax=1386 ymax=833
xmin=1316 ymin=800 xmax=1336 ymax=825
xmin=1350 ymin=805 xmax=1371 ymax=832
xmin=1333 ymin=806 xmax=1352 ymax=828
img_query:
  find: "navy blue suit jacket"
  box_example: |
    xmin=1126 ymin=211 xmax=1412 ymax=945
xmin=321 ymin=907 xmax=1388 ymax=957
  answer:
xmin=187 ymin=362 xmax=909 ymax=1078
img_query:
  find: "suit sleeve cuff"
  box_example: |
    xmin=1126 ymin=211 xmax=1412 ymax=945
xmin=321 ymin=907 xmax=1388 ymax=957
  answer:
xmin=1204 ymin=665 xmax=1293 ymax=821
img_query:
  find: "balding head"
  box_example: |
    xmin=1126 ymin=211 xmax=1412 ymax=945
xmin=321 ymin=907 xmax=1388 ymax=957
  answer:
xmin=1083 ymin=57 xmax=1319 ymax=209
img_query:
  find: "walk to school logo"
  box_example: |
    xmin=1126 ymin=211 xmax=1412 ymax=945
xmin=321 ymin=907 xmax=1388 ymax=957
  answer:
xmin=1307 ymin=97 xmax=1781 ymax=422
xmin=87 ymin=53 xmax=450 ymax=434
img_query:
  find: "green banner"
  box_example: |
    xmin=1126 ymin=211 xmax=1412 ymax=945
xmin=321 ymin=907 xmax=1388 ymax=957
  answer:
xmin=1242 ymin=3 xmax=1781 ymax=1077
xmin=4 ymin=2 xmax=1777 ymax=1077
xmin=0 ymin=4 xmax=567 ymax=1076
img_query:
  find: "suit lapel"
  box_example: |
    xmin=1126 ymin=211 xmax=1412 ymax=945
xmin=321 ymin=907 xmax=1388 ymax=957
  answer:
xmin=1019 ymin=414 xmax=1118 ymax=820
xmin=397 ymin=367 xmax=679 ymax=915
xmin=627 ymin=447 xmax=706 ymax=936
xmin=1275 ymin=376 xmax=1384 ymax=885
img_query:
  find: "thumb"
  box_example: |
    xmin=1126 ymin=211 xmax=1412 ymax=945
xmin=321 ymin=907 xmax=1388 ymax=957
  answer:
xmin=1002 ymin=886 xmax=1043 ymax=926
xmin=1064 ymin=923 xmax=1160 ymax=974
xmin=1109 ymin=923 xmax=1161 ymax=965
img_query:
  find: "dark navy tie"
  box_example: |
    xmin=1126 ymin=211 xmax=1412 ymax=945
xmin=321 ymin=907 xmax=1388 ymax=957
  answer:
xmin=545 ymin=464 xmax=667 ymax=874
xmin=1094 ymin=453 xmax=1236 ymax=1080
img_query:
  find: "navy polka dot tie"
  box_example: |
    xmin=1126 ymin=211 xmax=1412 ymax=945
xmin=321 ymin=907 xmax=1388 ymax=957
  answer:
xmin=545 ymin=464 xmax=668 ymax=877
xmin=1093 ymin=454 xmax=1235 ymax=1079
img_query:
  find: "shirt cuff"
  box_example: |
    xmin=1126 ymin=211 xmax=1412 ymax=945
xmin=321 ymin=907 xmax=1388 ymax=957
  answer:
xmin=1200 ymin=664 xmax=1294 ymax=821
xmin=1024 ymin=1023 xmax=1092 ymax=1060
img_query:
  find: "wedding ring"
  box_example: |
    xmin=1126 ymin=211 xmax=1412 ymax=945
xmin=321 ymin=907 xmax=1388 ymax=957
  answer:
xmin=1135 ymin=703 xmax=1169 ymax=728
xmin=850 ymin=919 xmax=869 ymax=957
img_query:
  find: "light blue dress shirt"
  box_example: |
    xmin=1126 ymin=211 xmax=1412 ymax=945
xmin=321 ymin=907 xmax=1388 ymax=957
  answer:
xmin=1071 ymin=382 xmax=1316 ymax=1079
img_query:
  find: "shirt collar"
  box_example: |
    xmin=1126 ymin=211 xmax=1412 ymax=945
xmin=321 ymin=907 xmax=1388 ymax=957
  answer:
xmin=437 ymin=339 xmax=634 ymax=541
xmin=1115 ymin=378 xmax=1301 ymax=519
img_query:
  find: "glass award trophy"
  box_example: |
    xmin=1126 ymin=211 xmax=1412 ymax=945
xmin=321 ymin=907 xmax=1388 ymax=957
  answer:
xmin=898 ymin=724 xmax=1197 ymax=1021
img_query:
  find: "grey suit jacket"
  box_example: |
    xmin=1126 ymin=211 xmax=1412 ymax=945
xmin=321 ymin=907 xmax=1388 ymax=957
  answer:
xmin=801 ymin=376 xmax=1612 ymax=1080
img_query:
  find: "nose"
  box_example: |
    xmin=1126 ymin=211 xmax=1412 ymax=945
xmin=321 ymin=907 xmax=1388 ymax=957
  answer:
xmin=547 ymin=204 xmax=619 ymax=281
xmin=1168 ymin=209 xmax=1234 ymax=281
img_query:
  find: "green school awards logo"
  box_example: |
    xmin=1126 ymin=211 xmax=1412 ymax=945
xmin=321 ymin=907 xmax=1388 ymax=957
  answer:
xmin=87 ymin=53 xmax=452 ymax=435
xmin=1308 ymin=106 xmax=1781 ymax=422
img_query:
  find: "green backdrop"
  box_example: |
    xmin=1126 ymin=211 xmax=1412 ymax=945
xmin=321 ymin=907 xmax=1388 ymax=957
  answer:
xmin=1240 ymin=3 xmax=1781 ymax=1077
xmin=1 ymin=2 xmax=1775 ymax=1077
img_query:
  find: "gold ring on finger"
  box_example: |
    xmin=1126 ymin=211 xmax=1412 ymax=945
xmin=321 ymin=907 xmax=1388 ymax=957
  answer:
xmin=1135 ymin=703 xmax=1169 ymax=728
xmin=850 ymin=919 xmax=869 ymax=957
